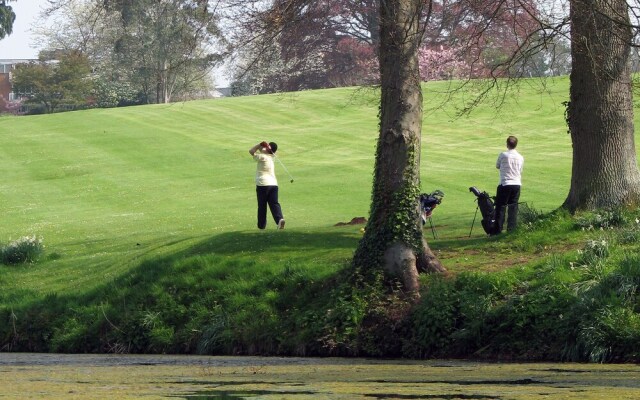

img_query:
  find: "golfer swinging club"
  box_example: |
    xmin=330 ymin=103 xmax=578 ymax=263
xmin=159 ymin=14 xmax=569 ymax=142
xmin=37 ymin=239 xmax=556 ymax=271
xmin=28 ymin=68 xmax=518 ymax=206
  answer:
xmin=249 ymin=141 xmax=285 ymax=230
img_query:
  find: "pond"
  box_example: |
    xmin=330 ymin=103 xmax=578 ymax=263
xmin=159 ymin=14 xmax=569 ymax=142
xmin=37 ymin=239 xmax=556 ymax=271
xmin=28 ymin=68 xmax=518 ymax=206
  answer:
xmin=1 ymin=353 xmax=640 ymax=399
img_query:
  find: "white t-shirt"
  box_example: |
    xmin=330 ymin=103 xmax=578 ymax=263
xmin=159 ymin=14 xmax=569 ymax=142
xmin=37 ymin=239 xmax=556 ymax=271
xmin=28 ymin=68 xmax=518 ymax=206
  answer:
xmin=253 ymin=153 xmax=278 ymax=186
xmin=496 ymin=149 xmax=524 ymax=186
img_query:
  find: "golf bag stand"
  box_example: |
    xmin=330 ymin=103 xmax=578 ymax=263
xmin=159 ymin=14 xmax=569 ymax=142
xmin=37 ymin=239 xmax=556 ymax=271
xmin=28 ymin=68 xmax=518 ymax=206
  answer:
xmin=468 ymin=186 xmax=496 ymax=236
xmin=420 ymin=190 xmax=444 ymax=239
xmin=469 ymin=205 xmax=480 ymax=237
xmin=426 ymin=214 xmax=437 ymax=239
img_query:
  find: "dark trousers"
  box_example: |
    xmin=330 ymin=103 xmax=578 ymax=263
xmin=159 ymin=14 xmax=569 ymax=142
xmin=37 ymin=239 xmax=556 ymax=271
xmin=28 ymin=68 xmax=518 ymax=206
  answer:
xmin=494 ymin=185 xmax=520 ymax=234
xmin=256 ymin=185 xmax=283 ymax=229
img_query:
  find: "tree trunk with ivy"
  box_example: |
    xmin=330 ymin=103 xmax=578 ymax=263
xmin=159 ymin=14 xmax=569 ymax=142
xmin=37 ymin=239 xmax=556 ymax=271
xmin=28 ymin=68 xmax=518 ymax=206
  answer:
xmin=352 ymin=0 xmax=445 ymax=296
xmin=564 ymin=0 xmax=640 ymax=212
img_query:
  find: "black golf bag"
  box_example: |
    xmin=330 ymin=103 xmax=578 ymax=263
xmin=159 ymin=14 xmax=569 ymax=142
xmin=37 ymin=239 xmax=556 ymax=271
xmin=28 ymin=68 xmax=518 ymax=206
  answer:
xmin=420 ymin=190 xmax=444 ymax=225
xmin=469 ymin=186 xmax=496 ymax=234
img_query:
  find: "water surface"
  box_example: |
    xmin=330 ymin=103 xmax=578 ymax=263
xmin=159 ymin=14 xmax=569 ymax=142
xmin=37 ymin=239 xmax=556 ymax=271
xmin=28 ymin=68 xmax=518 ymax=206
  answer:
xmin=2 ymin=354 xmax=639 ymax=399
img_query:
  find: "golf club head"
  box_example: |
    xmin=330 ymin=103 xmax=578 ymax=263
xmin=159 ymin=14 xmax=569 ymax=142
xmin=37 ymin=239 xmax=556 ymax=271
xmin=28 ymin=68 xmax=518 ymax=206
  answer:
xmin=290 ymin=179 xmax=294 ymax=183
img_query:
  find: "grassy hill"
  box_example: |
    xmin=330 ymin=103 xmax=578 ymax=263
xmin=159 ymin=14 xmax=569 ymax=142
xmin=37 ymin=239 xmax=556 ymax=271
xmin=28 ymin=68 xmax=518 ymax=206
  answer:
xmin=0 ymin=78 xmax=571 ymax=292
xmin=1 ymin=77 xmax=639 ymax=361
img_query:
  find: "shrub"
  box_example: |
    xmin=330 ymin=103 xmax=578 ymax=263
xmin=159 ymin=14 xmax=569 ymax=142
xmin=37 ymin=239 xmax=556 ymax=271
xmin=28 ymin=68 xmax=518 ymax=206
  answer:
xmin=1 ymin=236 xmax=44 ymax=265
xmin=357 ymin=287 xmax=413 ymax=357
xmin=575 ymin=209 xmax=627 ymax=231
xmin=618 ymin=217 xmax=640 ymax=243
xmin=409 ymin=276 xmax=458 ymax=357
xmin=519 ymin=203 xmax=545 ymax=227
xmin=581 ymin=239 xmax=610 ymax=261
xmin=613 ymin=254 xmax=640 ymax=301
xmin=572 ymin=238 xmax=611 ymax=295
xmin=577 ymin=306 xmax=640 ymax=362
xmin=195 ymin=309 xmax=229 ymax=355
xmin=481 ymin=282 xmax=578 ymax=360
xmin=319 ymin=287 xmax=370 ymax=355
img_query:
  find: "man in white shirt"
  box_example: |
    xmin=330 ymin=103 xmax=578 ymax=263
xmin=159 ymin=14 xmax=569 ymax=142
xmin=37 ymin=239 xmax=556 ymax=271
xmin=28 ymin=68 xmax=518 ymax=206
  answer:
xmin=494 ymin=135 xmax=524 ymax=234
xmin=249 ymin=141 xmax=285 ymax=229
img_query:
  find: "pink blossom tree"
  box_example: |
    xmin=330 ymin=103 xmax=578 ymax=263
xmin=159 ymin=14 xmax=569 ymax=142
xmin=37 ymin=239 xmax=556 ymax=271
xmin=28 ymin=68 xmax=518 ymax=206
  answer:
xmin=418 ymin=45 xmax=470 ymax=81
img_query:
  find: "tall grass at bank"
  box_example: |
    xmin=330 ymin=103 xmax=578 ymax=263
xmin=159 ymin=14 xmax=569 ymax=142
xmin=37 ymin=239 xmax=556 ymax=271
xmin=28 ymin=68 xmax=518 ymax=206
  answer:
xmin=2 ymin=208 xmax=639 ymax=361
xmin=1 ymin=77 xmax=639 ymax=360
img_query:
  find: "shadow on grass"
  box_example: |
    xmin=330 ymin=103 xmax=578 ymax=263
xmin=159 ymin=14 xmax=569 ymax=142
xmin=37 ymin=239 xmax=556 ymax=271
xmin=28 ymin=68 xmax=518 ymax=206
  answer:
xmin=1 ymin=229 xmax=362 ymax=353
xmin=184 ymin=229 xmax=362 ymax=257
xmin=430 ymin=236 xmax=493 ymax=251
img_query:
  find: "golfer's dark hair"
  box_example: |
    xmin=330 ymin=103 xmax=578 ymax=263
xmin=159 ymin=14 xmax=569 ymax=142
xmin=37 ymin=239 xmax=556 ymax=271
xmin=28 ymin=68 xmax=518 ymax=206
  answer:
xmin=506 ymin=136 xmax=518 ymax=149
xmin=269 ymin=142 xmax=278 ymax=153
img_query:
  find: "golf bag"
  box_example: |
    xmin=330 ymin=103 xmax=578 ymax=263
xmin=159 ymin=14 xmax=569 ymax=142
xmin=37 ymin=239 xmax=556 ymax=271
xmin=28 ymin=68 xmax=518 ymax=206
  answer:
xmin=469 ymin=186 xmax=496 ymax=234
xmin=420 ymin=190 xmax=444 ymax=225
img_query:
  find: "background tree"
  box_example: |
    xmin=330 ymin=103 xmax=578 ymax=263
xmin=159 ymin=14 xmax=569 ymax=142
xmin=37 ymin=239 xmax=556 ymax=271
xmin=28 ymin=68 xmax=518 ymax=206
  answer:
xmin=418 ymin=45 xmax=470 ymax=81
xmin=563 ymin=0 xmax=640 ymax=211
xmin=104 ymin=0 xmax=225 ymax=103
xmin=40 ymin=0 xmax=226 ymax=105
xmin=431 ymin=0 xmax=543 ymax=78
xmin=226 ymin=0 xmax=380 ymax=94
xmin=229 ymin=0 xmax=550 ymax=94
xmin=11 ymin=51 xmax=92 ymax=113
xmin=0 ymin=0 xmax=16 ymax=40
xmin=33 ymin=1 xmax=140 ymax=107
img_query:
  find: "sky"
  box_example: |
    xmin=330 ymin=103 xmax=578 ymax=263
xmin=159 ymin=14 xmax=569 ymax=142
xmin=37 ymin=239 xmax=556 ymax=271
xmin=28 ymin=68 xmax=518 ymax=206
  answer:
xmin=0 ymin=0 xmax=47 ymax=59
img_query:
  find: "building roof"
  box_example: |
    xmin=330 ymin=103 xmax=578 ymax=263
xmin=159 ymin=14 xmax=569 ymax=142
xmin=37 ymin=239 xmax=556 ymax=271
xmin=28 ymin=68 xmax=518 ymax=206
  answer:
xmin=0 ymin=59 xmax=36 ymax=64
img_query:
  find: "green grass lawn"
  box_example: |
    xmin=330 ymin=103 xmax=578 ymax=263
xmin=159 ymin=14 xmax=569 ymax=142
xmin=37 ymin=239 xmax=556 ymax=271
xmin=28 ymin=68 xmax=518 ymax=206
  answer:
xmin=2 ymin=76 xmax=639 ymax=359
xmin=1 ymin=78 xmax=573 ymax=296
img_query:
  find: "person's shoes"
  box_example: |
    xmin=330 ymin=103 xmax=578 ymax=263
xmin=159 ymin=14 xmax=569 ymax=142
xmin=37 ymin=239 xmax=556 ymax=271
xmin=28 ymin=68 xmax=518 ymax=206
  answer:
xmin=278 ymin=219 xmax=285 ymax=229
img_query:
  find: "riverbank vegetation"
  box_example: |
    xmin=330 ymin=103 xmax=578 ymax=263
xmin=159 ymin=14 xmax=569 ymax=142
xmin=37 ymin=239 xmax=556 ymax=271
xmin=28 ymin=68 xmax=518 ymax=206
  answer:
xmin=1 ymin=77 xmax=638 ymax=361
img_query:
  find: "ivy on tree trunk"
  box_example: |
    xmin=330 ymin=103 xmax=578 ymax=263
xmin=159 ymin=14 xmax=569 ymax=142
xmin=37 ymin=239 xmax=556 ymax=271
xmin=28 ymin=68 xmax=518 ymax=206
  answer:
xmin=352 ymin=0 xmax=445 ymax=297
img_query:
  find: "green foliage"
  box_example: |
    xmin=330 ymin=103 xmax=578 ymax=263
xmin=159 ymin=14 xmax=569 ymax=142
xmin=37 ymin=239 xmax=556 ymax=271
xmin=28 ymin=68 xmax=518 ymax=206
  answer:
xmin=318 ymin=278 xmax=375 ymax=355
xmin=618 ymin=216 xmax=640 ymax=244
xmin=562 ymin=248 xmax=640 ymax=362
xmin=0 ymin=1 xmax=15 ymax=39
xmin=409 ymin=276 xmax=458 ymax=357
xmin=406 ymin=271 xmax=574 ymax=360
xmin=518 ymin=202 xmax=545 ymax=227
xmin=357 ymin=287 xmax=413 ymax=357
xmin=50 ymin=317 xmax=86 ymax=353
xmin=484 ymin=282 xmax=578 ymax=360
xmin=11 ymin=53 xmax=93 ymax=113
xmin=1 ymin=236 xmax=44 ymax=265
xmin=614 ymin=255 xmax=640 ymax=301
xmin=407 ymin=229 xmax=640 ymax=362
xmin=92 ymin=79 xmax=141 ymax=108
xmin=315 ymin=271 xmax=414 ymax=357
xmin=576 ymin=306 xmax=640 ymax=363
xmin=105 ymin=0 xmax=222 ymax=103
xmin=575 ymin=209 xmax=628 ymax=231
xmin=194 ymin=305 xmax=229 ymax=354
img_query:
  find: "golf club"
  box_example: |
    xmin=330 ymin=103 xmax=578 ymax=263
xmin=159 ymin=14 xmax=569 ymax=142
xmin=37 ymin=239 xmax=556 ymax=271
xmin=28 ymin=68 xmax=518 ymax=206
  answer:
xmin=273 ymin=153 xmax=295 ymax=183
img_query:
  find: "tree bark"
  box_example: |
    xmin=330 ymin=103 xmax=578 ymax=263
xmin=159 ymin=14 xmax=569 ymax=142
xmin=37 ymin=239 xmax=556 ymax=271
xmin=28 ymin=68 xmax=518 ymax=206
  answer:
xmin=564 ymin=0 xmax=640 ymax=212
xmin=353 ymin=0 xmax=445 ymax=297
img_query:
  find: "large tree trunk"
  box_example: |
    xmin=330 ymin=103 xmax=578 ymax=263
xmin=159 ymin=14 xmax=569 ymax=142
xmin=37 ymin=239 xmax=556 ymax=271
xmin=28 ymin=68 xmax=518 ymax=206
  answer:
xmin=353 ymin=0 xmax=444 ymax=297
xmin=564 ymin=0 xmax=640 ymax=212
